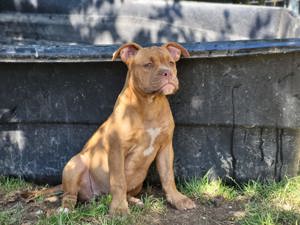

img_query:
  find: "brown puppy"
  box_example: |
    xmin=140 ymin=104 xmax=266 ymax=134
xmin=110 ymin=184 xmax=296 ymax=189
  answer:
xmin=61 ymin=42 xmax=196 ymax=215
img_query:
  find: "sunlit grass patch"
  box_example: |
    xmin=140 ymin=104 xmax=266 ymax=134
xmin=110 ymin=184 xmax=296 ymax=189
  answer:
xmin=241 ymin=202 xmax=300 ymax=225
xmin=239 ymin=177 xmax=300 ymax=225
xmin=270 ymin=177 xmax=300 ymax=213
xmin=180 ymin=174 xmax=238 ymax=201
xmin=142 ymin=194 xmax=166 ymax=214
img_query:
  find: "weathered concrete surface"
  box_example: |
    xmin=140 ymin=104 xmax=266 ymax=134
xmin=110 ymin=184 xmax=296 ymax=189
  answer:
xmin=1 ymin=51 xmax=300 ymax=184
xmin=0 ymin=62 xmax=125 ymax=123
xmin=172 ymin=53 xmax=300 ymax=129
xmin=0 ymin=124 xmax=97 ymax=184
xmin=0 ymin=0 xmax=300 ymax=45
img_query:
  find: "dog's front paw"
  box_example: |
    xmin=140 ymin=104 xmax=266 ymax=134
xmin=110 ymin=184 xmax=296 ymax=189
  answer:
xmin=169 ymin=194 xmax=196 ymax=210
xmin=109 ymin=199 xmax=129 ymax=216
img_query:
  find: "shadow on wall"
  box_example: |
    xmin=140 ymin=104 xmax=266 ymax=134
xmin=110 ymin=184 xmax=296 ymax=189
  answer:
xmin=0 ymin=107 xmax=27 ymax=178
xmin=66 ymin=0 xmax=277 ymax=44
xmin=67 ymin=0 xmax=195 ymax=44
xmin=68 ymin=1 xmax=122 ymax=44
xmin=1 ymin=0 xmax=294 ymax=44
xmin=220 ymin=9 xmax=273 ymax=41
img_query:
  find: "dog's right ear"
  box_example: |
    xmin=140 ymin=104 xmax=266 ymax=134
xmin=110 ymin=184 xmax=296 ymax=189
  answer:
xmin=112 ymin=43 xmax=142 ymax=64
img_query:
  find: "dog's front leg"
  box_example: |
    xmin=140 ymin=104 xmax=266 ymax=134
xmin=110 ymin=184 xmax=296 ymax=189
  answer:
xmin=156 ymin=142 xmax=196 ymax=210
xmin=108 ymin=135 xmax=129 ymax=215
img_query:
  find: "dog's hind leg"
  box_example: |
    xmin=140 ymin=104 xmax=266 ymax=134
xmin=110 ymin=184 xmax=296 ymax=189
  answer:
xmin=61 ymin=154 xmax=88 ymax=210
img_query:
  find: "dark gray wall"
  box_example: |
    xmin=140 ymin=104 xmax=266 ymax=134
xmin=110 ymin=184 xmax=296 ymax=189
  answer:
xmin=1 ymin=52 xmax=300 ymax=184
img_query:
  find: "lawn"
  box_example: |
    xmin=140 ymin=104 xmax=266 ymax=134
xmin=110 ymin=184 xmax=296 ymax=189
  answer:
xmin=1 ymin=175 xmax=300 ymax=225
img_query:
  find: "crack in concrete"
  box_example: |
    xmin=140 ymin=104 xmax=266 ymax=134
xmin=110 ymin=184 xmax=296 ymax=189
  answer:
xmin=259 ymin=128 xmax=264 ymax=162
xmin=274 ymin=128 xmax=284 ymax=181
xmin=229 ymin=84 xmax=241 ymax=180
xmin=279 ymin=129 xmax=284 ymax=180
xmin=275 ymin=128 xmax=280 ymax=180
xmin=277 ymin=72 xmax=295 ymax=84
xmin=243 ymin=130 xmax=247 ymax=144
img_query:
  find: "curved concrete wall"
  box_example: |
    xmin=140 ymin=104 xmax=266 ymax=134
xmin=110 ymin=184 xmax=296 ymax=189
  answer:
xmin=1 ymin=0 xmax=300 ymax=184
xmin=0 ymin=41 xmax=300 ymax=184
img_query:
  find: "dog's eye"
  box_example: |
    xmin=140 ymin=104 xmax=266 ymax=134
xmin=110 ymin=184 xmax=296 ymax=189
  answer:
xmin=143 ymin=62 xmax=153 ymax=68
xmin=169 ymin=61 xmax=175 ymax=66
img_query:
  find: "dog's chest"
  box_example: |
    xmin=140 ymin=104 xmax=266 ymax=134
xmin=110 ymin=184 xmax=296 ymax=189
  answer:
xmin=143 ymin=127 xmax=162 ymax=156
xmin=124 ymin=126 xmax=165 ymax=177
xmin=126 ymin=125 xmax=167 ymax=159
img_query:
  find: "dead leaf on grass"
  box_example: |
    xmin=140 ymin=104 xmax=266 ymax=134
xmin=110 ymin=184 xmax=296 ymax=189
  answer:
xmin=44 ymin=196 xmax=59 ymax=203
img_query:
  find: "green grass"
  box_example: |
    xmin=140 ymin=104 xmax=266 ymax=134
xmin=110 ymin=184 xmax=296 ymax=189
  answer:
xmin=180 ymin=174 xmax=238 ymax=201
xmin=239 ymin=177 xmax=300 ymax=225
xmin=0 ymin=176 xmax=31 ymax=193
xmin=0 ymin=176 xmax=32 ymax=225
xmin=179 ymin=175 xmax=300 ymax=225
xmin=1 ymin=175 xmax=300 ymax=225
xmin=37 ymin=194 xmax=165 ymax=225
xmin=0 ymin=176 xmax=166 ymax=225
xmin=0 ymin=203 xmax=25 ymax=225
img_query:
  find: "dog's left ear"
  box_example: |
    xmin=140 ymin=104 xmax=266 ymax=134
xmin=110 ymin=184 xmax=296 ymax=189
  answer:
xmin=163 ymin=42 xmax=190 ymax=62
xmin=112 ymin=42 xmax=142 ymax=64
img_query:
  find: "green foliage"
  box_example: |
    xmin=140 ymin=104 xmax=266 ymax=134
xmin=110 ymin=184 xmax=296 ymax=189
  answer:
xmin=0 ymin=176 xmax=30 ymax=193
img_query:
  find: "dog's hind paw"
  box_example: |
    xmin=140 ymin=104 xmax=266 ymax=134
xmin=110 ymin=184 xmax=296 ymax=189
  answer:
xmin=57 ymin=207 xmax=70 ymax=214
xmin=127 ymin=196 xmax=144 ymax=208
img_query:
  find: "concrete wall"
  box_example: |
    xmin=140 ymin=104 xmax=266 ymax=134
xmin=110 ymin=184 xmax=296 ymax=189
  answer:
xmin=1 ymin=0 xmax=300 ymax=184
xmin=1 ymin=50 xmax=300 ymax=184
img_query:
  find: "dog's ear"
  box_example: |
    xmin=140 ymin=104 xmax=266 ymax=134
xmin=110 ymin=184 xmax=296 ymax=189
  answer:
xmin=163 ymin=42 xmax=190 ymax=62
xmin=112 ymin=43 xmax=142 ymax=64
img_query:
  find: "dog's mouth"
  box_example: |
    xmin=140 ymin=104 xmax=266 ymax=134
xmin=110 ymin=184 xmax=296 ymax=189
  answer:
xmin=158 ymin=82 xmax=178 ymax=95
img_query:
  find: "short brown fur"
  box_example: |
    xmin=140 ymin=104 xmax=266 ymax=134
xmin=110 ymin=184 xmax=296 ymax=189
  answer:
xmin=61 ymin=42 xmax=196 ymax=215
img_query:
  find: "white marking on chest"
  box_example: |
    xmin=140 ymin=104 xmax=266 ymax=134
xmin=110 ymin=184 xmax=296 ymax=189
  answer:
xmin=143 ymin=127 xmax=161 ymax=156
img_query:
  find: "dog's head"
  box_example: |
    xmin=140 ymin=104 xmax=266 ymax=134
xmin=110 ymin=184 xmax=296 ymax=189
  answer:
xmin=112 ymin=42 xmax=189 ymax=96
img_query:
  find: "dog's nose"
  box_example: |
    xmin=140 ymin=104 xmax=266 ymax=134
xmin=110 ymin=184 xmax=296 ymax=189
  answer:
xmin=161 ymin=70 xmax=172 ymax=77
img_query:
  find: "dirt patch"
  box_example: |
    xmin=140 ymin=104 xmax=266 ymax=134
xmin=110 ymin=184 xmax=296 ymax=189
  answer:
xmin=143 ymin=188 xmax=245 ymax=225
xmin=157 ymin=199 xmax=245 ymax=225
xmin=0 ymin=187 xmax=245 ymax=225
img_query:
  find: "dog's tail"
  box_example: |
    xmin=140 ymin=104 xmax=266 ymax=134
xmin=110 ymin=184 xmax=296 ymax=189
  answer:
xmin=21 ymin=184 xmax=63 ymax=203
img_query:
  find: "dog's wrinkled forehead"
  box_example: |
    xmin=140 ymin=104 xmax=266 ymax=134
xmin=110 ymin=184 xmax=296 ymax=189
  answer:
xmin=133 ymin=46 xmax=172 ymax=64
